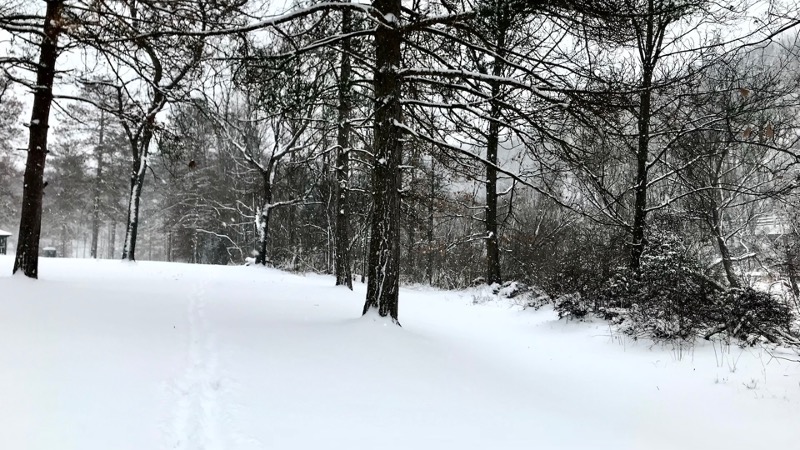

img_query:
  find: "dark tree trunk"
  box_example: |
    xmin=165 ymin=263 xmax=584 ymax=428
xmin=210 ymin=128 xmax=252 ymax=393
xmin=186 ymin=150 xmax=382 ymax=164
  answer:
xmin=485 ymin=80 xmax=502 ymax=285
xmin=122 ymin=112 xmax=159 ymax=261
xmin=335 ymin=5 xmax=353 ymax=289
xmin=13 ymin=0 xmax=64 ymax=278
xmin=167 ymin=229 xmax=172 ymax=262
xmin=630 ymin=84 xmax=650 ymax=272
xmin=256 ymin=174 xmax=273 ymax=265
xmin=255 ymin=208 xmax=271 ymax=265
xmin=361 ymin=225 xmax=369 ymax=284
xmin=407 ymin=223 xmax=416 ymax=278
xmin=363 ymin=0 xmax=402 ymax=323
xmin=121 ymin=154 xmax=147 ymax=260
xmin=108 ymin=219 xmax=117 ymax=259
xmin=630 ymin=11 xmax=656 ymax=272
xmin=484 ymin=13 xmax=508 ymax=286
xmin=786 ymin=247 xmax=799 ymax=298
xmin=90 ymin=111 xmax=106 ymax=259
xmin=427 ymin=158 xmax=435 ymax=285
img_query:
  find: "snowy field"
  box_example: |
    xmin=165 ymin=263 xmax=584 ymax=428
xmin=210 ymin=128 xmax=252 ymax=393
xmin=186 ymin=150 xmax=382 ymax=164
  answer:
xmin=1 ymin=255 xmax=799 ymax=450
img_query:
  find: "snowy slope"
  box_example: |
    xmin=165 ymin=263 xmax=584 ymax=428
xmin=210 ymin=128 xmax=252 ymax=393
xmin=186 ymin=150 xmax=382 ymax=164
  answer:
xmin=0 ymin=255 xmax=798 ymax=450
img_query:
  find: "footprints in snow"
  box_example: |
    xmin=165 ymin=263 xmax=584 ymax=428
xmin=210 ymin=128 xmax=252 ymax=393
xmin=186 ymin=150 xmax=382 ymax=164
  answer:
xmin=171 ymin=278 xmax=225 ymax=450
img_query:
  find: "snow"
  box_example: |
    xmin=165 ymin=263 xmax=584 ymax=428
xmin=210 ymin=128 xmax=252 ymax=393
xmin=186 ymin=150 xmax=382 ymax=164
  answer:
xmin=0 ymin=229 xmax=11 ymax=237
xmin=0 ymin=255 xmax=798 ymax=449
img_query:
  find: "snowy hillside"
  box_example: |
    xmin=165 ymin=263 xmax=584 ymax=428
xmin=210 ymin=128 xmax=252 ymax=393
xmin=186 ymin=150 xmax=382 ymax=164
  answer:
xmin=1 ymin=256 xmax=798 ymax=450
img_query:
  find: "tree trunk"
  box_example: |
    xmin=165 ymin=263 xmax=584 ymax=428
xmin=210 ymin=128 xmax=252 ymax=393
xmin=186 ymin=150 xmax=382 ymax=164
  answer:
xmin=711 ymin=211 xmax=739 ymax=288
xmin=108 ymin=219 xmax=117 ymax=259
xmin=90 ymin=111 xmax=106 ymax=259
xmin=485 ymin=79 xmax=502 ymax=285
xmin=484 ymin=13 xmax=508 ymax=286
xmin=121 ymin=154 xmax=147 ymax=260
xmin=407 ymin=223 xmax=416 ymax=279
xmin=335 ymin=5 xmax=353 ymax=289
xmin=361 ymin=225 xmax=369 ymax=284
xmin=709 ymin=164 xmax=740 ymax=288
xmin=427 ymin=158 xmax=435 ymax=285
xmin=630 ymin=40 xmax=655 ymax=272
xmin=255 ymin=207 xmax=271 ymax=265
xmin=363 ymin=0 xmax=402 ymax=323
xmin=13 ymin=0 xmax=64 ymax=278
xmin=121 ymin=114 xmax=158 ymax=261
xmin=630 ymin=91 xmax=650 ymax=272
xmin=167 ymin=229 xmax=172 ymax=262
xmin=786 ymin=247 xmax=799 ymax=298
xmin=255 ymin=175 xmax=272 ymax=265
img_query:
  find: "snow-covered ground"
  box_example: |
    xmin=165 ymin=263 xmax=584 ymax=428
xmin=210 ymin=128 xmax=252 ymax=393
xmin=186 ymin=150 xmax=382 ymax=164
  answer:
xmin=1 ymin=255 xmax=798 ymax=450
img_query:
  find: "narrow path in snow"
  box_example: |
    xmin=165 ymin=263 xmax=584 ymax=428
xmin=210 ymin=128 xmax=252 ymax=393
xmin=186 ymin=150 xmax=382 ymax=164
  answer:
xmin=170 ymin=275 xmax=225 ymax=450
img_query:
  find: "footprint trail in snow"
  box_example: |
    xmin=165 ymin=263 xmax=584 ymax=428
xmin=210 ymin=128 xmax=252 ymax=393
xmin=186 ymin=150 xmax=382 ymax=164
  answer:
xmin=170 ymin=276 xmax=226 ymax=450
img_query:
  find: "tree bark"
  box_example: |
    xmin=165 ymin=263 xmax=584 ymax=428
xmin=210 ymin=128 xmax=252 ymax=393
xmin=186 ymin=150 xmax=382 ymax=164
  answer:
xmin=255 ymin=174 xmax=273 ymax=265
xmin=708 ymin=158 xmax=740 ymax=288
xmin=13 ymin=0 xmax=64 ymax=278
xmin=427 ymin=157 xmax=435 ymax=285
xmin=630 ymin=80 xmax=650 ymax=272
xmin=108 ymin=219 xmax=116 ymax=259
xmin=167 ymin=229 xmax=172 ymax=262
xmin=121 ymin=100 xmax=162 ymax=260
xmin=484 ymin=8 xmax=508 ymax=286
xmin=710 ymin=207 xmax=739 ymax=288
xmin=786 ymin=247 xmax=799 ymax=298
xmin=485 ymin=82 xmax=502 ymax=285
xmin=121 ymin=151 xmax=148 ymax=260
xmin=335 ymin=5 xmax=353 ymax=289
xmin=90 ymin=111 xmax=106 ymax=259
xmin=363 ymin=0 xmax=402 ymax=323
xmin=630 ymin=3 xmax=656 ymax=272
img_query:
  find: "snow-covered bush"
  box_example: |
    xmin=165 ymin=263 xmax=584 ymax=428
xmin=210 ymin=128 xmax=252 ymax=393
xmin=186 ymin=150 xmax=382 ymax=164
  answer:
xmin=514 ymin=223 xmax=627 ymax=298
xmin=706 ymin=288 xmax=795 ymax=345
xmin=606 ymin=232 xmax=718 ymax=341
xmin=585 ymin=230 xmax=798 ymax=346
xmin=553 ymin=293 xmax=589 ymax=319
xmin=471 ymin=281 xmax=551 ymax=309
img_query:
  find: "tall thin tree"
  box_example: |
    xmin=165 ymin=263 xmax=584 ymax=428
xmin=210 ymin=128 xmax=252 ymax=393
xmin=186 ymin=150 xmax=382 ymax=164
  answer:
xmin=13 ymin=0 xmax=64 ymax=277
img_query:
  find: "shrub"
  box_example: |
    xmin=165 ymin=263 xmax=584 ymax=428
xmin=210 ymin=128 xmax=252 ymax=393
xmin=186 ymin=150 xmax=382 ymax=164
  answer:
xmin=471 ymin=281 xmax=551 ymax=309
xmin=554 ymin=293 xmax=589 ymax=319
xmin=580 ymin=230 xmax=798 ymax=346
xmin=595 ymin=230 xmax=717 ymax=341
xmin=707 ymin=288 xmax=795 ymax=345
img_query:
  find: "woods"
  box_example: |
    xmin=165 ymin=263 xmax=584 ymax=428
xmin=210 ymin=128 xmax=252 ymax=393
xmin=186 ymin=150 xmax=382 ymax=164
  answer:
xmin=1 ymin=0 xmax=800 ymax=333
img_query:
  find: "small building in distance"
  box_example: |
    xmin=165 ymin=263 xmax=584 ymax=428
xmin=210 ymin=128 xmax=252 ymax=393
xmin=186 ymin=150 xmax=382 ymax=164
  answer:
xmin=0 ymin=229 xmax=11 ymax=255
xmin=42 ymin=247 xmax=58 ymax=258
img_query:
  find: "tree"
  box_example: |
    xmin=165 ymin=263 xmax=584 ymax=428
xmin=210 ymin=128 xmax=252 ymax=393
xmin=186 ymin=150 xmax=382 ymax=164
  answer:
xmin=360 ymin=0 xmax=403 ymax=321
xmin=673 ymin=45 xmax=800 ymax=286
xmin=70 ymin=0 xmax=246 ymax=261
xmin=42 ymin=133 xmax=91 ymax=257
xmin=334 ymin=3 xmax=354 ymax=289
xmin=157 ymin=99 xmax=246 ymax=264
xmin=89 ymin=109 xmax=106 ymax=259
xmin=215 ymin=54 xmax=325 ymax=266
xmin=10 ymin=0 xmax=64 ymax=277
xmin=567 ymin=0 xmax=754 ymax=271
